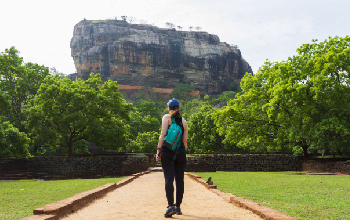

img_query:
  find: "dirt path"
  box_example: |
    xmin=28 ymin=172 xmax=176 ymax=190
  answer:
xmin=61 ymin=172 xmax=262 ymax=220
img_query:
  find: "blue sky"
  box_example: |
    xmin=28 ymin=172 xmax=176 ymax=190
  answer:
xmin=1 ymin=0 xmax=349 ymax=75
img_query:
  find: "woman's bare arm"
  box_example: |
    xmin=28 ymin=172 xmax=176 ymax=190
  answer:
xmin=182 ymin=118 xmax=188 ymax=151
xmin=156 ymin=115 xmax=169 ymax=161
xmin=158 ymin=114 xmax=170 ymax=148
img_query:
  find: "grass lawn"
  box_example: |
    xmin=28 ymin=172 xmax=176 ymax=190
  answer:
xmin=0 ymin=176 xmax=127 ymax=220
xmin=194 ymin=171 xmax=350 ymax=220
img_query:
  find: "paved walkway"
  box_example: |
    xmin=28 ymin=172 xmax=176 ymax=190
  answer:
xmin=61 ymin=172 xmax=262 ymax=220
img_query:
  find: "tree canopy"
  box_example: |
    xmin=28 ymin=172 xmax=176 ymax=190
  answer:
xmin=188 ymin=105 xmax=226 ymax=153
xmin=0 ymin=47 xmax=50 ymax=130
xmin=0 ymin=121 xmax=30 ymax=158
xmin=170 ymin=83 xmax=195 ymax=101
xmin=214 ymin=36 xmax=350 ymax=157
xmin=25 ymin=73 xmax=133 ymax=155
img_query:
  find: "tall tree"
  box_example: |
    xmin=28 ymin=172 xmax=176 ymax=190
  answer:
xmin=188 ymin=105 xmax=232 ymax=153
xmin=0 ymin=47 xmax=50 ymax=130
xmin=25 ymin=73 xmax=133 ymax=155
xmin=170 ymin=83 xmax=195 ymax=101
xmin=166 ymin=22 xmax=175 ymax=29
xmin=128 ymin=112 xmax=160 ymax=140
xmin=127 ymin=16 xmax=136 ymax=24
xmin=135 ymin=99 xmax=164 ymax=122
xmin=215 ymin=36 xmax=350 ymax=157
xmin=128 ymin=131 xmax=159 ymax=153
xmin=0 ymin=90 xmax=11 ymax=118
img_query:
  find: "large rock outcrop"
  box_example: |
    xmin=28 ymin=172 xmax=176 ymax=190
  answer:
xmin=70 ymin=20 xmax=252 ymax=94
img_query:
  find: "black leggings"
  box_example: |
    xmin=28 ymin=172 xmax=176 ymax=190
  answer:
xmin=161 ymin=147 xmax=187 ymax=207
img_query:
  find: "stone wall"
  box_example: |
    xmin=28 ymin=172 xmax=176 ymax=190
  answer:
xmin=301 ymin=158 xmax=350 ymax=175
xmin=0 ymin=154 xmax=149 ymax=180
xmin=3 ymin=154 xmax=349 ymax=180
xmin=186 ymin=154 xmax=300 ymax=172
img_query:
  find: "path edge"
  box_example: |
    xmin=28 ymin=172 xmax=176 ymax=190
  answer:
xmin=19 ymin=170 xmax=151 ymax=220
xmin=186 ymin=173 xmax=299 ymax=220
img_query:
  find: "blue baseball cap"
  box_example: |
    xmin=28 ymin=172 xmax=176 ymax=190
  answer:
xmin=167 ymin=98 xmax=180 ymax=110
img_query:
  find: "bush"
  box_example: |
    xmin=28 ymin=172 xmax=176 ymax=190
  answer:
xmin=0 ymin=121 xmax=30 ymax=158
xmin=128 ymin=131 xmax=159 ymax=153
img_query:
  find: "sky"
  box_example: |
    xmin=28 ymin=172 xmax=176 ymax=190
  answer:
xmin=1 ymin=0 xmax=349 ymax=75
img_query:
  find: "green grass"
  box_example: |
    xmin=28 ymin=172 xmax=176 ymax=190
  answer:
xmin=194 ymin=172 xmax=350 ymax=220
xmin=0 ymin=176 xmax=127 ymax=220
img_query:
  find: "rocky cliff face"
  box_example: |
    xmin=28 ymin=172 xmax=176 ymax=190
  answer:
xmin=70 ymin=20 xmax=252 ymax=94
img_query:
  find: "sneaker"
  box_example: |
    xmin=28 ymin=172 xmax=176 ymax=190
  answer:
xmin=164 ymin=206 xmax=176 ymax=218
xmin=175 ymin=207 xmax=182 ymax=215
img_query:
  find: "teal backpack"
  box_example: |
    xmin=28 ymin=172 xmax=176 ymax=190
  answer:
xmin=164 ymin=117 xmax=183 ymax=153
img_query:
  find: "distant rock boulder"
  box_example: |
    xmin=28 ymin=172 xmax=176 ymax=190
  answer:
xmin=70 ymin=19 xmax=253 ymax=94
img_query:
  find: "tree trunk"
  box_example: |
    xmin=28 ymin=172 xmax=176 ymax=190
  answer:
xmin=324 ymin=148 xmax=330 ymax=156
xmin=67 ymin=142 xmax=73 ymax=156
xmin=33 ymin=145 xmax=39 ymax=155
xmin=337 ymin=149 xmax=343 ymax=156
xmin=281 ymin=145 xmax=285 ymax=154
xmin=302 ymin=145 xmax=309 ymax=158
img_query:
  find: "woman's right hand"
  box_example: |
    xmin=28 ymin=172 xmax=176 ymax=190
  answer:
xmin=156 ymin=152 xmax=161 ymax=161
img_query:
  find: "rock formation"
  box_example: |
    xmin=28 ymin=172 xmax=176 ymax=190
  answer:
xmin=70 ymin=19 xmax=253 ymax=94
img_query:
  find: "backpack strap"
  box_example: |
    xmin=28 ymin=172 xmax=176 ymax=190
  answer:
xmin=170 ymin=117 xmax=182 ymax=164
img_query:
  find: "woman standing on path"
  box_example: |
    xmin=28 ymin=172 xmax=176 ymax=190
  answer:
xmin=156 ymin=98 xmax=188 ymax=218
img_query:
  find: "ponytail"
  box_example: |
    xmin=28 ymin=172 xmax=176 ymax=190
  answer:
xmin=169 ymin=108 xmax=181 ymax=118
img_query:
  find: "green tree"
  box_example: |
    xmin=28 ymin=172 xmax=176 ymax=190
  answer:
xmin=49 ymin=67 xmax=66 ymax=78
xmin=0 ymin=47 xmax=50 ymax=130
xmin=25 ymin=73 xmax=133 ymax=155
xmin=128 ymin=112 xmax=160 ymax=140
xmin=134 ymin=99 xmax=164 ymax=122
xmin=226 ymin=81 xmax=241 ymax=92
xmin=207 ymin=91 xmax=237 ymax=107
xmin=170 ymin=83 xmax=196 ymax=101
xmin=166 ymin=22 xmax=175 ymax=29
xmin=0 ymin=90 xmax=11 ymax=118
xmin=181 ymin=98 xmax=206 ymax=119
xmin=215 ymin=36 xmax=350 ymax=157
xmin=188 ymin=105 xmax=230 ymax=153
xmin=0 ymin=121 xmax=30 ymax=158
xmin=128 ymin=131 xmax=159 ymax=153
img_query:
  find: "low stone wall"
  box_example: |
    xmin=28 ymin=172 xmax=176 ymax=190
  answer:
xmin=0 ymin=154 xmax=149 ymax=180
xmin=0 ymin=158 xmax=27 ymax=174
xmin=3 ymin=154 xmax=349 ymax=180
xmin=143 ymin=153 xmax=155 ymax=167
xmin=186 ymin=154 xmax=300 ymax=172
xmin=301 ymin=158 xmax=350 ymax=175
